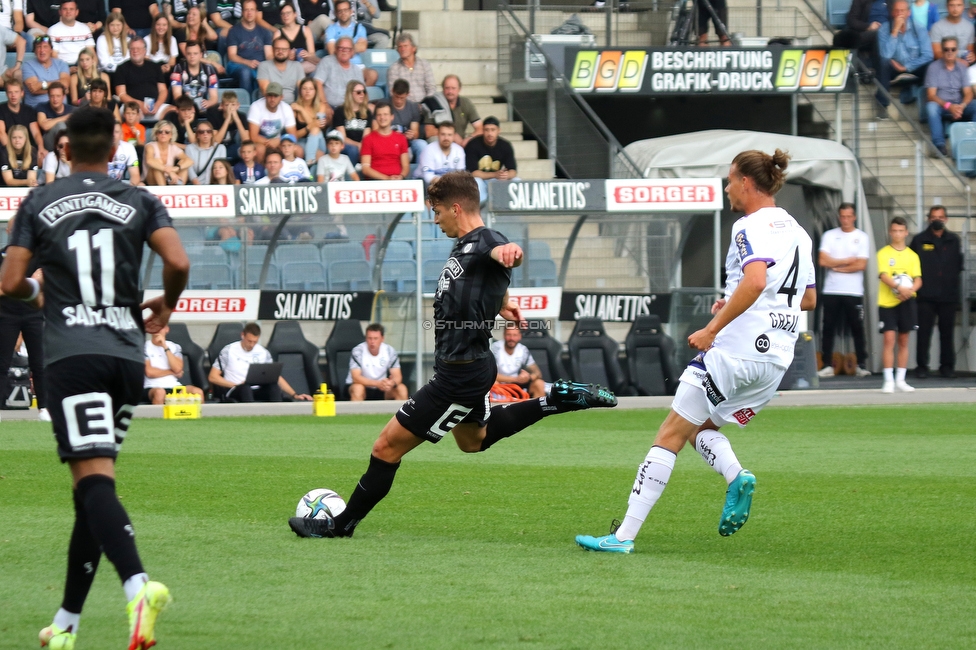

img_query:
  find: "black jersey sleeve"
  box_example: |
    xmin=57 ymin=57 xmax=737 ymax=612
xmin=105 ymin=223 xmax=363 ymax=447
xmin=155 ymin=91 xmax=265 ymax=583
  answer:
xmin=141 ymin=192 xmax=176 ymax=241
xmin=478 ymin=228 xmax=510 ymax=257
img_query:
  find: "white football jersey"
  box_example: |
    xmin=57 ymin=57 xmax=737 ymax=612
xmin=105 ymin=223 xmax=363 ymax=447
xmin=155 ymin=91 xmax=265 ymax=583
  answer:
xmin=713 ymin=206 xmax=815 ymax=369
xmin=144 ymin=340 xmax=183 ymax=389
xmin=490 ymin=340 xmax=536 ymax=377
xmin=346 ymin=342 xmax=400 ymax=384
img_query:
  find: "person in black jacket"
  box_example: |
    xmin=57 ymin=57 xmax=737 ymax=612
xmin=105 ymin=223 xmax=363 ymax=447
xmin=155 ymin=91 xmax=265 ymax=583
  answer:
xmin=833 ymin=0 xmax=888 ymax=74
xmin=910 ymin=205 xmax=964 ymax=378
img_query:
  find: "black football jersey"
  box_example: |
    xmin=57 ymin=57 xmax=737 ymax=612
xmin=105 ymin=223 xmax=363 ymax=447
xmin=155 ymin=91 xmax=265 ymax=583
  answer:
xmin=433 ymin=226 xmax=511 ymax=362
xmin=9 ymin=172 xmax=173 ymax=365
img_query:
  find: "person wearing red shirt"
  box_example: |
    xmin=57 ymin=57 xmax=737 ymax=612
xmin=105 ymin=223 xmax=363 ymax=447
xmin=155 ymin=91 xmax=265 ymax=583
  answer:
xmin=361 ymin=101 xmax=409 ymax=180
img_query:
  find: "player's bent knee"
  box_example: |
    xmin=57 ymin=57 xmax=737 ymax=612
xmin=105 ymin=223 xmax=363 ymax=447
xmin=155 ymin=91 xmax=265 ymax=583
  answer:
xmin=349 ymin=384 xmax=365 ymax=401
xmin=149 ymin=388 xmax=165 ymax=405
xmin=452 ymin=423 xmax=485 ymax=453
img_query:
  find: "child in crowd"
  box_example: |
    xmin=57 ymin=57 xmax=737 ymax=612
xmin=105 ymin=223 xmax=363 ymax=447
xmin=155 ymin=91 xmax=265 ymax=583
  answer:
xmin=279 ymin=134 xmax=312 ymax=183
xmin=232 ymin=140 xmax=266 ymax=184
xmin=121 ymin=102 xmax=146 ymax=146
xmin=316 ymin=129 xmax=359 ymax=182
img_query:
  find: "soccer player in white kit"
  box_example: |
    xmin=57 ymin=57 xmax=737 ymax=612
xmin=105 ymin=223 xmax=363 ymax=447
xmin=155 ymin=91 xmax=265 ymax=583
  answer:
xmin=576 ymin=149 xmax=817 ymax=553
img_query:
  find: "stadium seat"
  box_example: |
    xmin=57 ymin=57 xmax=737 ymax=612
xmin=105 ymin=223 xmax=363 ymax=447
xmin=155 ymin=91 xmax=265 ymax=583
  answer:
xmin=526 ymin=258 xmax=558 ymax=287
xmin=367 ymin=86 xmax=386 ymax=101
xmin=520 ymin=323 xmax=570 ymax=382
xmin=238 ymin=262 xmax=281 ymax=289
xmin=624 ymin=315 xmax=679 ymax=396
xmin=324 ymin=319 xmax=365 ymax=400
xmin=187 ymin=245 xmax=230 ymax=266
xmin=207 ymin=322 xmax=246 ymax=367
xmin=267 ymin=321 xmax=322 ymax=398
xmin=567 ymin=318 xmax=632 ymax=395
xmin=176 ymin=225 xmax=206 ymax=243
xmin=370 ymin=240 xmax=414 ymax=262
xmin=281 ymin=261 xmax=328 ymax=290
xmin=224 ymin=87 xmax=251 ymax=110
xmin=949 ymin=122 xmax=976 ymax=172
xmin=275 ymin=243 xmax=322 ymax=264
xmin=826 ymin=0 xmax=853 ymax=27
xmin=422 ymin=258 xmax=445 ymax=293
xmin=166 ymin=323 xmax=209 ymax=393
xmin=189 ymin=263 xmax=234 ymax=290
xmin=380 ymin=259 xmax=417 ymax=292
xmin=527 ymin=240 xmax=552 ymax=260
xmin=145 ymin=258 xmax=164 ymax=290
xmin=328 ymin=260 xmax=372 ymax=291
xmin=422 ymin=239 xmax=454 ymax=261
xmin=321 ymin=241 xmax=367 ymax=264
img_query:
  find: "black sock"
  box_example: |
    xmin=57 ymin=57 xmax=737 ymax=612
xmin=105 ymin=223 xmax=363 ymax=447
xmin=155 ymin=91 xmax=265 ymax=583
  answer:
xmin=61 ymin=489 xmax=102 ymax=614
xmin=332 ymin=455 xmax=400 ymax=536
xmin=479 ymin=398 xmax=552 ymax=451
xmin=76 ymin=474 xmax=144 ymax=583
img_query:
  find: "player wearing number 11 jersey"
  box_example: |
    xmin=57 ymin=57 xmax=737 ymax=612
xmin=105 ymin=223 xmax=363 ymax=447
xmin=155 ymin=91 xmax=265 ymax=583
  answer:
xmin=0 ymin=108 xmax=189 ymax=649
xmin=576 ymin=149 xmax=816 ymax=553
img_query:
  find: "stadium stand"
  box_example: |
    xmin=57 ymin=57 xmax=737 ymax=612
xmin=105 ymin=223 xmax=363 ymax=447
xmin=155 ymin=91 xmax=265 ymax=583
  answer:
xmin=624 ymin=315 xmax=680 ymax=396
xmin=328 ymin=260 xmax=373 ymax=291
xmin=188 ymin=263 xmax=235 ymax=290
xmin=267 ymin=320 xmax=322 ymax=398
xmin=370 ymin=240 xmax=414 ymax=262
xmin=324 ymin=319 xmax=365 ymax=400
xmin=281 ymin=261 xmax=329 ymax=290
xmin=422 ymin=258 xmax=444 ymax=293
xmin=321 ymin=241 xmax=368 ymax=263
xmin=520 ymin=323 xmax=570 ymax=383
xmin=166 ymin=323 xmax=210 ymax=394
xmin=380 ymin=259 xmax=417 ymax=292
xmin=238 ymin=262 xmax=281 ymax=289
xmin=567 ymin=318 xmax=635 ymax=396
xmin=275 ymin=243 xmax=323 ymax=264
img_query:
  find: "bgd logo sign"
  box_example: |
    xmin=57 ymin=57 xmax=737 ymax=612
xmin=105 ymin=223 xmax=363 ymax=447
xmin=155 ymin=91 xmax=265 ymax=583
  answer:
xmin=570 ymin=50 xmax=648 ymax=92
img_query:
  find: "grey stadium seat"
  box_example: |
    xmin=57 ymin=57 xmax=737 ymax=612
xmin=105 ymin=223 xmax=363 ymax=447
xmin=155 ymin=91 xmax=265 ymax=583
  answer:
xmin=237 ymin=262 xmax=281 ymax=290
xmin=267 ymin=321 xmax=322 ymax=398
xmin=328 ymin=260 xmax=372 ymax=291
xmin=380 ymin=260 xmax=417 ymax=292
xmin=624 ymin=315 xmax=680 ymax=396
xmin=207 ymin=322 xmax=246 ymax=368
xmin=324 ymin=319 xmax=365 ymax=399
xmin=321 ymin=241 xmax=366 ymax=264
xmin=520 ymin=323 xmax=570 ymax=383
xmin=281 ymin=261 xmax=328 ymax=291
xmin=188 ymin=263 xmax=234 ymax=290
xmin=275 ymin=243 xmax=322 ymax=264
xmin=567 ymin=318 xmax=633 ymax=395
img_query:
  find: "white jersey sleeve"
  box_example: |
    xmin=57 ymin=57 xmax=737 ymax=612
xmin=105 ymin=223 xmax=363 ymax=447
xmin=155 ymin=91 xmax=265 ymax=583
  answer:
xmin=713 ymin=207 xmax=815 ymax=368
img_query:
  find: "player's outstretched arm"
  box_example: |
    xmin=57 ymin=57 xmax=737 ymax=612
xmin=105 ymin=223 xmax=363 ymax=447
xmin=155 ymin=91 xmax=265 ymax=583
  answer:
xmin=689 ymin=260 xmax=766 ymax=351
xmin=490 ymin=243 xmax=523 ymax=268
xmin=800 ymin=286 xmax=817 ymax=311
xmin=497 ymin=290 xmax=524 ymax=326
xmin=142 ymin=227 xmax=189 ymax=333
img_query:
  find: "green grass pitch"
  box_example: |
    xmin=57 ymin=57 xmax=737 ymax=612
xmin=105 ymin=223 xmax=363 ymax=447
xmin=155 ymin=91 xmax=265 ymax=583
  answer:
xmin=2 ymin=405 xmax=975 ymax=649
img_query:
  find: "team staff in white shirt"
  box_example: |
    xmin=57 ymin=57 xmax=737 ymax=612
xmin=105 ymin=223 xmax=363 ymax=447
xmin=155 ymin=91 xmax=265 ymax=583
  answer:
xmin=143 ymin=325 xmax=204 ymax=404
xmin=490 ymin=324 xmax=545 ymax=398
xmin=208 ymin=322 xmax=312 ymax=402
xmin=576 ymin=149 xmax=817 ymax=554
xmin=415 ymin=121 xmax=465 ymax=185
xmin=818 ymin=202 xmax=872 ymax=377
xmin=346 ymin=323 xmax=408 ymax=401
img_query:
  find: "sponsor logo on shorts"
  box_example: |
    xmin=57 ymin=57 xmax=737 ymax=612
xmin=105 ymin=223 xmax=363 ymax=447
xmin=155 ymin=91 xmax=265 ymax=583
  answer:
xmin=702 ymin=372 xmax=726 ymax=406
xmin=755 ymin=334 xmax=771 ymax=353
xmin=733 ymin=408 xmax=756 ymax=425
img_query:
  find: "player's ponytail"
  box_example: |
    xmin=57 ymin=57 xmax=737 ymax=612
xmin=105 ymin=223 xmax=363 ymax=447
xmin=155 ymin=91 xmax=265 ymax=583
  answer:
xmin=731 ymin=149 xmax=790 ymax=196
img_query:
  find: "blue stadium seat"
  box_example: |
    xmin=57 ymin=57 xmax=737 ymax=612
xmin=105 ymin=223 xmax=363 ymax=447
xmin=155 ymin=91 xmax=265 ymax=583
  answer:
xmin=528 ymin=240 xmax=552 ymax=260
xmin=362 ymin=49 xmax=396 ymax=92
xmin=238 ymin=262 xmax=281 ymax=289
xmin=344 ymin=223 xmax=378 ymax=243
xmin=381 ymin=260 xmax=417 ymax=292
xmin=189 ymin=263 xmax=234 ymax=290
xmin=422 ymin=239 xmax=454 ymax=261
xmin=176 ymin=225 xmax=206 ymax=243
xmin=951 ymin=122 xmax=976 ymax=172
xmin=370 ymin=240 xmax=413 ymax=262
xmin=826 ymin=0 xmax=853 ymax=27
xmin=526 ymin=258 xmax=558 ymax=287
xmin=281 ymin=261 xmax=328 ymax=290
xmin=224 ymin=87 xmax=251 ymax=110
xmin=328 ymin=260 xmax=372 ymax=291
xmin=367 ymin=86 xmax=386 ymax=101
xmin=321 ymin=240 xmax=367 ymax=263
xmin=275 ymin=243 xmax=322 ymax=264
xmin=187 ymin=244 xmax=230 ymax=266
xmin=422 ymin=258 xmax=445 ymax=293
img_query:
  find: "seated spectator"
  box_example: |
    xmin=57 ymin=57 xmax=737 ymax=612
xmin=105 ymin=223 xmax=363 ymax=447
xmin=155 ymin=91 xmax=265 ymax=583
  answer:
xmin=114 ymin=38 xmax=170 ymax=120
xmin=877 ymin=0 xmax=933 ymax=117
xmin=297 ymin=0 xmax=333 ymax=44
xmin=386 ymin=79 xmax=425 ymax=161
xmin=278 ymin=133 xmax=312 ymax=181
xmin=209 ymin=157 xmax=238 ymax=184
xmin=387 ymin=34 xmax=436 ymax=104
xmin=208 ymin=322 xmax=312 ymax=403
xmin=314 ymin=35 xmax=364 ymax=107
xmin=187 ymin=120 xmax=226 ymax=183
xmin=416 ymin=120 xmax=464 ymax=184
xmin=324 ymin=0 xmax=377 ymax=86
xmin=180 ymin=6 xmax=219 ymax=57
xmin=331 ymin=79 xmax=370 ymax=164
xmin=73 ymin=0 xmax=107 ymax=31
xmin=171 ymin=40 xmax=219 ymax=112
xmin=145 ymin=13 xmax=181 ymax=74
xmin=361 ymin=100 xmax=408 ymax=180
xmin=232 ymin=139 xmax=267 ymax=182
xmin=226 ymin=0 xmax=273 ymax=97
xmin=48 ymin=1 xmax=95 ymax=66
xmin=274 ymin=3 xmax=318 ymax=75
xmin=254 ymin=146 xmax=286 ymax=183
xmin=0 ymin=124 xmax=38 ymax=186
xmin=144 ymin=119 xmax=191 ymax=184
xmin=346 ymin=323 xmax=408 ymax=401
xmin=317 ymin=128 xmax=359 ymax=181
xmin=161 ymin=94 xmax=200 ymax=148
xmin=258 ymin=36 xmax=305 ymax=104
xmin=833 ymin=0 xmax=887 ymax=75
xmin=143 ymin=325 xmax=204 ymax=405
xmin=121 ymin=100 xmax=146 ymax=146
xmin=0 ymin=0 xmax=24 ymax=36
xmin=22 ymin=35 xmax=70 ymax=109
xmin=925 ymin=37 xmax=975 ymax=155
xmin=292 ymin=76 xmax=328 ymax=165
xmin=423 ymin=74 xmax=482 ymax=145
xmin=465 ymin=116 xmax=517 ymax=202
xmin=0 ymin=18 xmax=26 ymax=86
xmin=35 ymin=80 xmax=73 ymax=151
xmin=26 ymin=0 xmax=57 ymax=38
xmin=43 ymin=131 xmax=71 ymax=183
xmin=247 ymin=81 xmax=297 ymax=161
xmin=252 ymin=0 xmax=293 ymax=34
xmin=911 ymin=0 xmax=939 ymax=31
xmin=69 ymin=47 xmax=109 ymax=106
xmin=207 ymin=0 xmax=236 ymax=43
xmin=354 ymin=0 xmax=389 ymax=50
xmin=109 ymin=0 xmax=157 ymax=38
xmin=0 ymin=80 xmax=44 ymax=157
xmin=491 ymin=325 xmax=546 ymax=399
xmin=207 ymin=90 xmax=248 ymax=161
xmin=931 ymin=0 xmax=975 ymax=62
xmin=97 ymin=12 xmax=130 ymax=83
xmin=108 ymin=120 xmax=141 ymax=183
xmin=82 ymin=77 xmax=121 ymax=121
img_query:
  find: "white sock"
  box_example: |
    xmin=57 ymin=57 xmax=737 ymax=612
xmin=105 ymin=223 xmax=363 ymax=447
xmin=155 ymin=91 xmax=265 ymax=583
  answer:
xmin=614 ymin=446 xmax=677 ymax=541
xmin=123 ymin=573 xmax=149 ymax=602
xmin=695 ymin=429 xmax=744 ymax=485
xmin=53 ymin=608 xmax=80 ymax=633
xmin=883 ymin=368 xmax=894 ymax=382
xmin=896 ymin=368 xmax=907 ymax=382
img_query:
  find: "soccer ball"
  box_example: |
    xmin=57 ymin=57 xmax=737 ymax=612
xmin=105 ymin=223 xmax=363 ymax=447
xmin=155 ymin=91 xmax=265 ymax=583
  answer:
xmin=891 ymin=273 xmax=914 ymax=296
xmin=296 ymin=489 xmax=346 ymax=520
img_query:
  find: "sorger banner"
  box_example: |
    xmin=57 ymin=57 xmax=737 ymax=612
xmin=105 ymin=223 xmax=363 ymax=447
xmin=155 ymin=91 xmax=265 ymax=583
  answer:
xmin=507 ymin=287 xmax=562 ymax=319
xmin=141 ymin=290 xmax=260 ymax=322
xmin=605 ymin=178 xmax=724 ymax=212
xmin=327 ymin=180 xmax=425 ymax=214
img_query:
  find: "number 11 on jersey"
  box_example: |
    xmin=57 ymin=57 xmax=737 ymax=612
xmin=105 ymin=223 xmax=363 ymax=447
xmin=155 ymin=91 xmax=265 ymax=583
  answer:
xmin=67 ymin=228 xmax=116 ymax=307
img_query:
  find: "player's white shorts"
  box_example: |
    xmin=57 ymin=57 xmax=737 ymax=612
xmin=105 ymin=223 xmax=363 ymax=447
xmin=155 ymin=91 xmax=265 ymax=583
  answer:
xmin=672 ymin=347 xmax=786 ymax=428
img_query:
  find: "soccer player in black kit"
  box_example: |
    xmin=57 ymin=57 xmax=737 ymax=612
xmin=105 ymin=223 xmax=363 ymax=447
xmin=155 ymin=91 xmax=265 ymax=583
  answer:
xmin=0 ymin=108 xmax=189 ymax=650
xmin=290 ymin=171 xmax=618 ymax=539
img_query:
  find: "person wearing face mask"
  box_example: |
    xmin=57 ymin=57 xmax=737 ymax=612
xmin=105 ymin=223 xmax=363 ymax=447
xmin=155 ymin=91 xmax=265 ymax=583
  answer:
xmin=909 ymin=205 xmax=964 ymax=378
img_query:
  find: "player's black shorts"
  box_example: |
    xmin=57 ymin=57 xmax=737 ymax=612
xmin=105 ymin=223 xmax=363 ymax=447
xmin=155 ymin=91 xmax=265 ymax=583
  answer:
xmin=396 ymin=355 xmax=496 ymax=444
xmin=879 ymin=301 xmax=918 ymax=333
xmin=47 ymin=355 xmax=143 ymax=462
